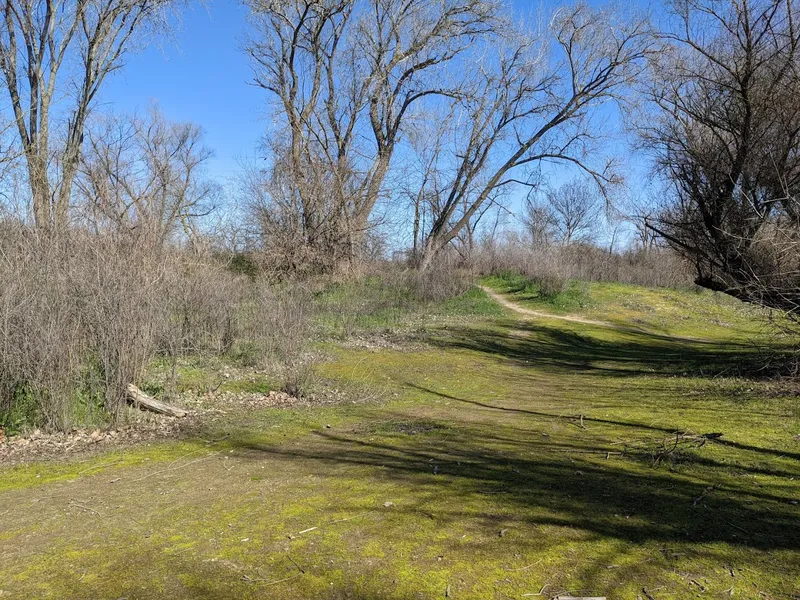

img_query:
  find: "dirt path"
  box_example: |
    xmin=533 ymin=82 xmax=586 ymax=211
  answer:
xmin=479 ymin=285 xmax=711 ymax=343
xmin=479 ymin=285 xmax=623 ymax=328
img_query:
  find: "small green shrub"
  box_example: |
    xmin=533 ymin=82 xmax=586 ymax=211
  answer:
xmin=0 ymin=384 xmax=39 ymax=435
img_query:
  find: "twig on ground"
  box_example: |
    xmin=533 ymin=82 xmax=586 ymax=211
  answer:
xmin=69 ymin=500 xmax=103 ymax=516
xmin=689 ymin=579 xmax=706 ymax=592
xmin=209 ymin=379 xmax=225 ymax=395
xmin=507 ymin=560 xmax=542 ymax=572
xmin=242 ymin=573 xmax=302 ymax=586
xmin=289 ymin=512 xmax=374 ymax=539
xmin=297 ymin=527 xmax=318 ymax=535
xmin=546 ymin=449 xmax=622 ymax=456
xmin=725 ymin=520 xmax=750 ymax=535
xmin=328 ymin=511 xmax=372 ymax=524
xmin=78 ymin=459 xmax=122 ymax=476
xmin=566 ymin=414 xmax=588 ymax=429
xmin=693 ymin=485 xmax=718 ymax=506
xmin=287 ymin=554 xmax=306 ymax=574
xmin=522 ymin=585 xmax=551 ymax=597
xmin=131 ymin=451 xmax=220 ymax=483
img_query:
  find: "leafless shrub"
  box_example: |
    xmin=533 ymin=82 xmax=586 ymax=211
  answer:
xmin=76 ymin=234 xmax=171 ymax=420
xmin=0 ymin=224 xmax=321 ymax=428
xmin=312 ymin=258 xmax=474 ymax=340
xmin=161 ymin=256 xmax=245 ymax=357
xmin=473 ymin=236 xmax=693 ymax=290
xmin=405 ymin=261 xmax=473 ymax=303
xmin=0 ymin=231 xmax=86 ymax=429
xmin=237 ymin=281 xmax=316 ymax=395
xmin=0 ymin=229 xmax=171 ymax=428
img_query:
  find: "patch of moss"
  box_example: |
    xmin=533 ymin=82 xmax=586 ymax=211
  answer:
xmin=1 ymin=282 xmax=798 ymax=599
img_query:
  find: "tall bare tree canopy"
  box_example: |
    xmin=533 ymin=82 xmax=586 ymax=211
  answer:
xmin=643 ymin=0 xmax=800 ymax=318
xmin=244 ymin=0 xmax=651 ymax=272
xmin=246 ymin=0 xmax=499 ymax=271
xmin=411 ymin=3 xmax=651 ymax=270
xmin=0 ymin=0 xmax=179 ymax=232
xmin=76 ymin=107 xmax=217 ymax=245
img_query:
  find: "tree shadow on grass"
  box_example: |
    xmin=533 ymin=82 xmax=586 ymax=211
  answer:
xmin=432 ymin=320 xmax=765 ymax=379
xmin=405 ymin=383 xmax=800 ymax=463
xmin=224 ymin=320 xmax=799 ymax=557
xmin=210 ymin=320 xmax=799 ymax=595
xmin=223 ymin=413 xmax=800 ymax=596
xmin=229 ymin=414 xmax=800 ymax=554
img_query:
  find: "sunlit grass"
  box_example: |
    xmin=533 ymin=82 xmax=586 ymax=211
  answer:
xmin=1 ymin=279 xmax=797 ymax=599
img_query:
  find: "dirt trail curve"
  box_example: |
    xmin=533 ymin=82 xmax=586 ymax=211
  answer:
xmin=480 ymin=286 xmax=614 ymax=328
xmin=479 ymin=285 xmax=711 ymax=343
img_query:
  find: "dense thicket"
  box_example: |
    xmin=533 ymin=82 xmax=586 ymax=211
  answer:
xmin=643 ymin=0 xmax=800 ymax=321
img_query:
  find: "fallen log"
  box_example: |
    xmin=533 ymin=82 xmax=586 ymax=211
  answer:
xmin=126 ymin=384 xmax=187 ymax=418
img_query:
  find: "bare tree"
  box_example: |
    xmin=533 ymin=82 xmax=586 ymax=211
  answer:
xmin=523 ymin=195 xmax=557 ymax=249
xmin=642 ymin=0 xmax=800 ymax=318
xmin=245 ymin=0 xmax=499 ymax=271
xmin=416 ymin=3 xmax=652 ymax=270
xmin=402 ymin=106 xmax=505 ymax=264
xmin=0 ymin=0 xmax=179 ymax=232
xmin=401 ymin=113 xmax=451 ymax=260
xmin=76 ymin=107 xmax=218 ymax=246
xmin=621 ymin=190 xmax=661 ymax=251
xmin=547 ymin=179 xmax=603 ymax=244
xmin=241 ymin=149 xmax=322 ymax=273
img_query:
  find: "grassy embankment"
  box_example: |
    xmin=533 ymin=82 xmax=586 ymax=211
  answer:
xmin=1 ymin=275 xmax=797 ymax=599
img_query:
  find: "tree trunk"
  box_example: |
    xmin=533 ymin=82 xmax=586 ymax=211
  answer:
xmin=27 ymin=153 xmax=52 ymax=230
xmin=418 ymin=234 xmax=442 ymax=272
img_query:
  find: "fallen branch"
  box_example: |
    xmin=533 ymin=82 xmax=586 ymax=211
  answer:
xmin=69 ymin=500 xmax=103 ymax=516
xmin=127 ymin=384 xmax=187 ymax=418
xmin=130 ymin=451 xmax=219 ymax=482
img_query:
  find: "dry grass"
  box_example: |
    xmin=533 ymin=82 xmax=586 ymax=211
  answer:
xmin=472 ymin=240 xmax=693 ymax=291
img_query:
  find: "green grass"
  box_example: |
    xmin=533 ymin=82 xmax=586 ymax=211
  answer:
xmin=141 ymin=355 xmax=279 ymax=398
xmin=439 ymin=285 xmax=505 ymax=317
xmin=483 ymin=272 xmax=773 ymax=340
xmin=314 ymin=275 xmax=503 ymax=338
xmin=483 ymin=271 xmax=593 ymax=312
xmin=1 ymin=281 xmax=798 ymax=599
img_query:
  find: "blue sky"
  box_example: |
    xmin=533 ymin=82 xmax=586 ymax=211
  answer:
xmin=100 ymin=0 xmax=651 ymax=177
xmin=98 ymin=0 xmax=655 ymax=245
xmin=101 ymin=1 xmax=263 ymax=183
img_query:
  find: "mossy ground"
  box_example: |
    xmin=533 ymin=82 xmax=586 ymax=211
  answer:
xmin=481 ymin=272 xmax=774 ymax=340
xmin=1 ymin=281 xmax=798 ymax=599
